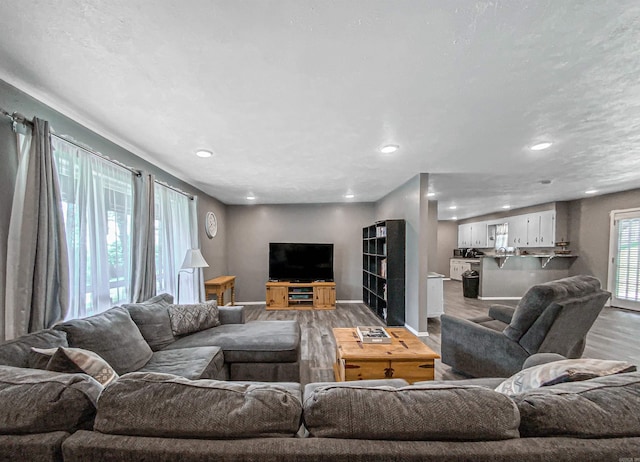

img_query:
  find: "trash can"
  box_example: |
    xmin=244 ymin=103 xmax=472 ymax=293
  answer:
xmin=462 ymin=270 xmax=479 ymax=298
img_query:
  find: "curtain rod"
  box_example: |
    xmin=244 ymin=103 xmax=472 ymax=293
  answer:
xmin=1 ymin=105 xmax=194 ymax=200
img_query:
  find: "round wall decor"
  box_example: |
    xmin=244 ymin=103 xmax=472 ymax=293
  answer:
xmin=205 ymin=211 xmax=218 ymax=238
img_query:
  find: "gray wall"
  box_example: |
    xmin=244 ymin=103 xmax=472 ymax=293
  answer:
xmin=227 ymin=203 xmax=374 ymax=302
xmin=568 ymin=188 xmax=640 ymax=289
xmin=375 ymin=174 xmax=434 ymax=334
xmin=437 ymin=220 xmax=458 ymax=277
xmin=0 ymin=78 xmax=228 ymax=294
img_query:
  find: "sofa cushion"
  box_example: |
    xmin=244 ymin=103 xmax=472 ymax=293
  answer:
xmin=0 ymin=329 xmax=68 ymax=368
xmin=0 ymin=365 xmax=101 ymax=434
xmin=35 ymin=347 xmax=119 ymax=385
xmin=137 ymin=346 xmax=226 ymax=380
xmin=303 ymin=383 xmax=520 ymax=441
xmin=94 ymin=372 xmax=302 ymax=438
xmin=168 ymin=300 xmax=220 ymax=336
xmin=54 ymin=307 xmax=153 ymax=374
xmin=495 ymin=358 xmax=636 ymax=395
xmin=124 ymin=298 xmax=175 ymax=351
xmin=304 ymin=379 xmax=409 ymax=401
xmin=163 ymin=320 xmax=300 ymax=363
xmin=513 ymin=371 xmax=640 ymax=438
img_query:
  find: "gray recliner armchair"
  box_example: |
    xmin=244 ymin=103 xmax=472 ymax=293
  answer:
xmin=441 ymin=275 xmax=611 ymax=378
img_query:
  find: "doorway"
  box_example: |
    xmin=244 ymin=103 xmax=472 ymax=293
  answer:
xmin=608 ymin=208 xmax=640 ymax=311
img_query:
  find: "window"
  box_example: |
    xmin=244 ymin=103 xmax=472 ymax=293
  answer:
xmin=154 ymin=183 xmax=193 ymax=300
xmin=52 ymin=138 xmax=134 ymax=319
xmin=609 ymin=208 xmax=640 ymax=311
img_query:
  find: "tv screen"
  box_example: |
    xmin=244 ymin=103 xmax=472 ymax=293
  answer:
xmin=269 ymin=243 xmax=334 ymax=282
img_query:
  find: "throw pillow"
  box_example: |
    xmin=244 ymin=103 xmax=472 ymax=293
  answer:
xmin=54 ymin=306 xmax=153 ymax=374
xmin=34 ymin=346 xmax=119 ymax=386
xmin=168 ymin=300 xmax=220 ymax=336
xmin=124 ymin=301 xmax=175 ymax=351
xmin=28 ymin=347 xmax=59 ymax=370
xmin=495 ymin=358 xmax=636 ymax=395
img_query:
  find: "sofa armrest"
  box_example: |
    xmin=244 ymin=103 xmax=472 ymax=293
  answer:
xmin=218 ymin=305 xmax=245 ymax=325
xmin=488 ymin=304 xmax=516 ymax=324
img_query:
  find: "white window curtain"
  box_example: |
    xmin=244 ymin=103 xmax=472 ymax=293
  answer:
xmin=52 ymin=137 xmax=134 ymax=319
xmin=609 ymin=208 xmax=640 ymax=311
xmin=154 ymin=183 xmax=200 ymax=303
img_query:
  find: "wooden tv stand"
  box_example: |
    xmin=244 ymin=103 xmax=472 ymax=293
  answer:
xmin=266 ymin=281 xmax=336 ymax=310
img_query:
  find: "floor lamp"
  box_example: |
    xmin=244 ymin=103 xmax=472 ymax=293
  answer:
xmin=177 ymin=248 xmax=209 ymax=304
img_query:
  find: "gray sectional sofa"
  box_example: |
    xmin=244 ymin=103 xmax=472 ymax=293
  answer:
xmin=1 ymin=293 xmax=640 ymax=461
xmin=0 ymin=294 xmax=301 ymax=383
xmin=1 ymin=365 xmax=639 ymax=461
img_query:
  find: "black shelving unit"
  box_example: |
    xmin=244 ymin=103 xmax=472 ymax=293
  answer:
xmin=362 ymin=219 xmax=406 ymax=326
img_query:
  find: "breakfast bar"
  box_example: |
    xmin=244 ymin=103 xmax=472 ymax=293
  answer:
xmin=473 ymin=254 xmax=578 ymax=300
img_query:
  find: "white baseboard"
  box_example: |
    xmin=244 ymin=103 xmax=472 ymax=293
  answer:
xmin=404 ymin=324 xmax=429 ymax=337
xmin=478 ymin=296 xmax=521 ymax=301
xmin=234 ymin=300 xmax=364 ymax=305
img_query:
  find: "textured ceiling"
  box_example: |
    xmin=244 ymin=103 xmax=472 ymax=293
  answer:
xmin=1 ymin=1 xmax=640 ymax=220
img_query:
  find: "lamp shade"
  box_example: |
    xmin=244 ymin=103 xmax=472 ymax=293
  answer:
xmin=181 ymin=248 xmax=209 ymax=269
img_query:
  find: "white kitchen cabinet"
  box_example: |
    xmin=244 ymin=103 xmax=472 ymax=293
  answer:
xmin=525 ymin=211 xmax=556 ymax=247
xmin=538 ymin=210 xmax=556 ymax=246
xmin=525 ymin=213 xmax=539 ymax=246
xmin=457 ymin=223 xmax=472 ymax=247
xmin=449 ymin=259 xmax=472 ymax=281
xmin=459 ymin=222 xmax=489 ymax=248
xmin=471 ymin=221 xmax=488 ymax=248
xmin=508 ymin=215 xmax=527 ymax=247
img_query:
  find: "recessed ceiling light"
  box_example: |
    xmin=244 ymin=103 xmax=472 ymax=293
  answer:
xmin=344 ymin=193 xmax=355 ymax=199
xmin=380 ymin=144 xmax=399 ymax=154
xmin=585 ymin=189 xmax=598 ymax=194
xmin=427 ymin=192 xmax=435 ymax=197
xmin=449 ymin=205 xmax=457 ymax=210
xmin=195 ymin=150 xmax=213 ymax=158
xmin=246 ymin=195 xmax=256 ymax=200
xmin=530 ymin=142 xmax=552 ymax=151
xmin=502 ymin=205 xmax=511 ymax=209
xmin=452 ymin=216 xmax=458 ymax=220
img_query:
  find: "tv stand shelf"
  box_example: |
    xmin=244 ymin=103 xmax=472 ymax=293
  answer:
xmin=266 ymin=281 xmax=336 ymax=310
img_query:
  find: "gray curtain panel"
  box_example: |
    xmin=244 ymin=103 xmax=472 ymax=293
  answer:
xmin=130 ymin=172 xmax=156 ymax=302
xmin=0 ymin=120 xmax=20 ymax=342
xmin=4 ymin=117 xmax=70 ymax=339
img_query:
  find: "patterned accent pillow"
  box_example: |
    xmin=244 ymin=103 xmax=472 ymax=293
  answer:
xmin=32 ymin=347 xmax=119 ymax=386
xmin=495 ymin=358 xmax=636 ymax=395
xmin=168 ymin=300 xmax=220 ymax=336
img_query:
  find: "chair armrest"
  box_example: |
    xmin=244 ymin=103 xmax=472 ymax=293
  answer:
xmin=218 ymin=305 xmax=245 ymax=324
xmin=488 ymin=304 xmax=516 ymax=324
xmin=521 ymin=353 xmax=567 ymax=370
xmin=441 ymin=314 xmax=529 ymax=377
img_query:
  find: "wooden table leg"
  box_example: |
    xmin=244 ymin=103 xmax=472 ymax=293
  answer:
xmin=219 ymin=290 xmax=224 ymax=307
xmin=231 ymin=284 xmax=235 ymax=305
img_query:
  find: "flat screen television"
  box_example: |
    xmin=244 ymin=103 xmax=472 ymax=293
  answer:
xmin=269 ymin=242 xmax=334 ymax=282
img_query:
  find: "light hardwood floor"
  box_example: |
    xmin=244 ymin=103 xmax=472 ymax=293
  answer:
xmin=244 ymin=279 xmax=640 ymax=384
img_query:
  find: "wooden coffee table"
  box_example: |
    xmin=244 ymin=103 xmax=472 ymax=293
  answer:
xmin=332 ymin=327 xmax=440 ymax=384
